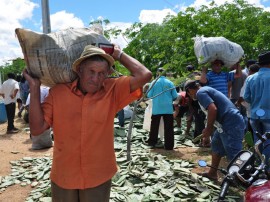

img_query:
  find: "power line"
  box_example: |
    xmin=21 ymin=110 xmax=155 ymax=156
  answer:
xmin=162 ymin=0 xmax=178 ymax=11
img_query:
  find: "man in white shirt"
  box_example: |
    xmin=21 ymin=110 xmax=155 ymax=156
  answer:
xmin=0 ymin=73 xmax=20 ymax=134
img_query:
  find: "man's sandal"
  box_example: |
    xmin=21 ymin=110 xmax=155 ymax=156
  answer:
xmin=199 ymin=172 xmax=218 ymax=182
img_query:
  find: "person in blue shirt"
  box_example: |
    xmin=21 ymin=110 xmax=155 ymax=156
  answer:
xmin=200 ymin=59 xmax=242 ymax=97
xmin=244 ymin=51 xmax=270 ymax=172
xmin=185 ymin=80 xmax=245 ymax=181
xmin=147 ymin=68 xmax=178 ymax=150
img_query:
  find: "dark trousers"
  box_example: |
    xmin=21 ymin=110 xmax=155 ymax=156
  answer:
xmin=5 ymin=103 xmax=16 ymax=131
xmin=148 ymin=114 xmax=174 ymax=150
xmin=117 ymin=109 xmax=125 ymax=127
xmin=51 ymin=180 xmax=111 ymax=202
xmin=191 ymin=100 xmax=206 ymax=138
xmin=193 ymin=110 xmax=206 ymax=138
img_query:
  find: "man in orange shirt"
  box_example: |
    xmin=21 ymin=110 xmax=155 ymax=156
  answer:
xmin=23 ymin=44 xmax=152 ymax=202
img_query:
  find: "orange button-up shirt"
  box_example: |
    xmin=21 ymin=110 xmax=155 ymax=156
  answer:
xmin=42 ymin=76 xmax=141 ymax=189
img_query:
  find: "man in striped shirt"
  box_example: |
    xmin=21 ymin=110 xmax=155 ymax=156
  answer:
xmin=200 ymin=59 xmax=242 ymax=97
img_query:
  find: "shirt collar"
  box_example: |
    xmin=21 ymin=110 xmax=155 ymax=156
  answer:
xmin=70 ymin=78 xmax=106 ymax=96
xmin=71 ymin=79 xmax=83 ymax=96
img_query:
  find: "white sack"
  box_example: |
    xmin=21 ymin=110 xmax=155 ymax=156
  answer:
xmin=124 ymin=105 xmax=133 ymax=119
xmin=15 ymin=27 xmax=111 ymax=87
xmin=143 ymin=101 xmax=152 ymax=131
xmin=194 ymin=36 xmax=244 ymax=68
xmin=31 ymin=128 xmax=53 ymax=150
xmin=143 ymin=100 xmax=164 ymax=141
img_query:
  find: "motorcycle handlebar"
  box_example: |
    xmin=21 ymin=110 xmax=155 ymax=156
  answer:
xmin=265 ymin=132 xmax=270 ymax=140
xmin=255 ymin=132 xmax=270 ymax=144
xmin=234 ymin=132 xmax=270 ymax=185
xmin=218 ymin=179 xmax=230 ymax=201
xmin=218 ymin=132 xmax=270 ymax=200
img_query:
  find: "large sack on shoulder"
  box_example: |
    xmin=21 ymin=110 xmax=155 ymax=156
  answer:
xmin=15 ymin=27 xmax=111 ymax=87
xmin=193 ymin=36 xmax=244 ymax=68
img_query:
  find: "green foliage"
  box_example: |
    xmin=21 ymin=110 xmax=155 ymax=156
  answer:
xmin=118 ymin=0 xmax=270 ymax=77
xmin=0 ymin=58 xmax=25 ymax=81
xmin=87 ymin=1 xmax=270 ymax=84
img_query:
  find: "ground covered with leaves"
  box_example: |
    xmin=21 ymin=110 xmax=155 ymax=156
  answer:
xmin=0 ymin=106 xmax=243 ymax=202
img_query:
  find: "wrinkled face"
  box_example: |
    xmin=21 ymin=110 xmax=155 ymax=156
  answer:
xmin=211 ymin=60 xmax=223 ymax=73
xmin=77 ymin=60 xmax=109 ymax=94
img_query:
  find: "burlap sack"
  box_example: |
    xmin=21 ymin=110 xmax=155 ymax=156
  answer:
xmin=194 ymin=36 xmax=244 ymax=68
xmin=15 ymin=27 xmax=111 ymax=87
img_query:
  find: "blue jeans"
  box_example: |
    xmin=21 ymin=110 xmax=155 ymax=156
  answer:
xmin=212 ymin=125 xmax=245 ymax=161
xmin=250 ymin=118 xmax=270 ymax=171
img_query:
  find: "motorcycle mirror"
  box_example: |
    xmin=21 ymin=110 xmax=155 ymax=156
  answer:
xmin=256 ymin=109 xmax=265 ymax=117
xmin=198 ymin=160 xmax=228 ymax=175
xmin=198 ymin=160 xmax=207 ymax=167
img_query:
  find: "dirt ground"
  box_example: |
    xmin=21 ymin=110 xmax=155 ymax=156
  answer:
xmin=0 ymin=114 xmax=227 ymax=202
xmin=0 ymin=116 xmax=53 ymax=202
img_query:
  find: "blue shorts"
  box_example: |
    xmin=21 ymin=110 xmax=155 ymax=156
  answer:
xmin=211 ymin=125 xmax=245 ymax=161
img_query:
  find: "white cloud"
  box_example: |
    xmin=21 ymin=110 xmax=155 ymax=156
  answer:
xmin=107 ymin=9 xmax=178 ymax=48
xmin=1 ymin=0 xmax=270 ymax=66
xmin=0 ymin=2 xmax=85 ymax=66
xmin=139 ymin=9 xmax=177 ymax=24
xmin=105 ymin=22 xmax=133 ymax=49
xmin=50 ymin=11 xmax=85 ymax=31
xmin=0 ymin=0 xmax=37 ymax=65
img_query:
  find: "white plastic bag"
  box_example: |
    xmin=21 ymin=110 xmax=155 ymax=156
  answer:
xmin=15 ymin=27 xmax=111 ymax=87
xmin=31 ymin=128 xmax=53 ymax=150
xmin=143 ymin=101 xmax=152 ymax=131
xmin=159 ymin=117 xmax=164 ymax=141
xmin=143 ymin=100 xmax=164 ymax=140
xmin=123 ymin=105 xmax=133 ymax=119
xmin=193 ymin=36 xmax=244 ymax=68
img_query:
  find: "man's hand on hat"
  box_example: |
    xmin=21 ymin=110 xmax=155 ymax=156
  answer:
xmin=111 ymin=44 xmax=123 ymax=61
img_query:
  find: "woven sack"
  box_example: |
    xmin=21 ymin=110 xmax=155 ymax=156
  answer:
xmin=15 ymin=27 xmax=111 ymax=87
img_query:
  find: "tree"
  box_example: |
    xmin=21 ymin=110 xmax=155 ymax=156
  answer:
xmin=121 ymin=0 xmax=270 ymax=78
xmin=0 ymin=58 xmax=25 ymax=81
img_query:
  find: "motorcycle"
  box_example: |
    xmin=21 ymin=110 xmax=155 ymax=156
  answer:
xmin=198 ymin=109 xmax=270 ymax=202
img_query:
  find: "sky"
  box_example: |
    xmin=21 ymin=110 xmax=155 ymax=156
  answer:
xmin=0 ymin=0 xmax=270 ymax=66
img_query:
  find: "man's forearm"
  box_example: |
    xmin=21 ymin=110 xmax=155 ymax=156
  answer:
xmin=118 ymin=52 xmax=152 ymax=92
xmin=206 ymin=103 xmax=217 ymax=130
xmin=200 ymin=67 xmax=208 ymax=84
xmin=29 ymin=87 xmax=47 ymax=136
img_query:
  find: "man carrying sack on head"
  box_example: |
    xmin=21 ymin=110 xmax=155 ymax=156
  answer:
xmin=23 ymin=44 xmax=152 ymax=202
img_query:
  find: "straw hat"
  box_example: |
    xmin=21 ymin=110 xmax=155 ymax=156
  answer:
xmin=72 ymin=45 xmax=115 ymax=72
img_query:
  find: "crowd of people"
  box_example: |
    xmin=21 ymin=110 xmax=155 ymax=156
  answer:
xmin=0 ymin=42 xmax=269 ymax=201
xmin=144 ymin=53 xmax=270 ymax=182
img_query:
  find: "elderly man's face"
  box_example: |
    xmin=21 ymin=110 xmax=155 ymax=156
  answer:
xmin=78 ymin=60 xmax=109 ymax=94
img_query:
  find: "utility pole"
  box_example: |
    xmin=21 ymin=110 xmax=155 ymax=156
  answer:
xmin=41 ymin=0 xmax=51 ymax=33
